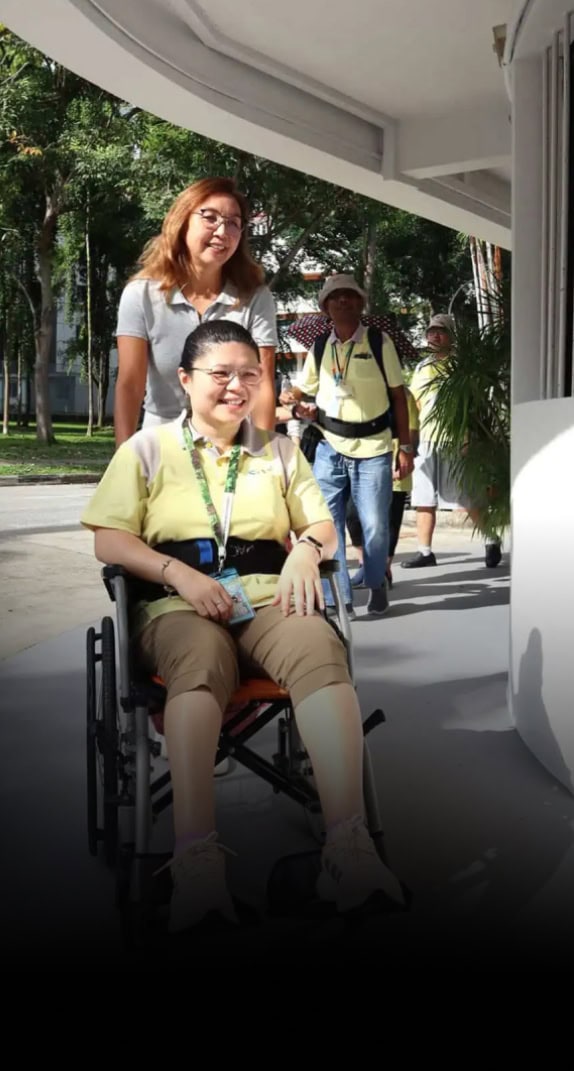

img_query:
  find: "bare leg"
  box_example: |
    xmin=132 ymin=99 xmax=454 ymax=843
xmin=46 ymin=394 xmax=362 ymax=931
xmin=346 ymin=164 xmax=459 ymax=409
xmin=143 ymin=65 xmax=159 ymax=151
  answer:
xmin=294 ymin=683 xmax=364 ymax=827
xmin=163 ymin=689 xmax=237 ymax=930
xmin=294 ymin=682 xmax=404 ymax=907
xmin=416 ymin=506 xmax=436 ymax=549
xmin=163 ymin=688 xmax=222 ymax=842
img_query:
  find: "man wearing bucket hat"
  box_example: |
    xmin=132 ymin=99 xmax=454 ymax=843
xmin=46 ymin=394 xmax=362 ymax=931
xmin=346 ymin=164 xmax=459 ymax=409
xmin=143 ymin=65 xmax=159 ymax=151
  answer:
xmin=284 ymin=272 xmax=412 ymax=616
xmin=401 ymin=313 xmax=502 ymax=569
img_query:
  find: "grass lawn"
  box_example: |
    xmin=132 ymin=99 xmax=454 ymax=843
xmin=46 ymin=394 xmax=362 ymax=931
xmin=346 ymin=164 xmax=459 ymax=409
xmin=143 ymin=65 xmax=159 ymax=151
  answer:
xmin=0 ymin=422 xmax=115 ymax=476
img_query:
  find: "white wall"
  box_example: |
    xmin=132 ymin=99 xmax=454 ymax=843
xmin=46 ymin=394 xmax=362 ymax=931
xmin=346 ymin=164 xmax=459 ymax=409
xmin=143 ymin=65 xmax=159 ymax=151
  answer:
xmin=508 ymin=4 xmax=574 ymax=794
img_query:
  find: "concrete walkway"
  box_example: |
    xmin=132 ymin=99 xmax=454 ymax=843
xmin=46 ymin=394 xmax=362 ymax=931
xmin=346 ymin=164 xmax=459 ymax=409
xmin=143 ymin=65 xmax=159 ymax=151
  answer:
xmin=1 ymin=521 xmax=573 ymax=972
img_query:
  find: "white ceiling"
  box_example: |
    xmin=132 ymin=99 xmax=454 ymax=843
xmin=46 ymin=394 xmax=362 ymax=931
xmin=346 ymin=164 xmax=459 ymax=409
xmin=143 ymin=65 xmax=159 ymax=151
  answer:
xmin=0 ymin=0 xmax=516 ymax=245
xmin=201 ymin=0 xmax=513 ymax=119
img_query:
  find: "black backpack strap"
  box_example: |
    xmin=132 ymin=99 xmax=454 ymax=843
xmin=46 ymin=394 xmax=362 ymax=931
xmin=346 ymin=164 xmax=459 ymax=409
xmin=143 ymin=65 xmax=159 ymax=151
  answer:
xmin=366 ymin=325 xmax=398 ymax=438
xmin=312 ymin=331 xmax=330 ymax=374
xmin=367 ymin=326 xmax=388 ymax=385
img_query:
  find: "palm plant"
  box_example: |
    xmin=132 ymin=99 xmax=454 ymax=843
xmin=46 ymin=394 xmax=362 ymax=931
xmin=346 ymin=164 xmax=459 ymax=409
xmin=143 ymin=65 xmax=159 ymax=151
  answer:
xmin=423 ymin=286 xmax=510 ymax=542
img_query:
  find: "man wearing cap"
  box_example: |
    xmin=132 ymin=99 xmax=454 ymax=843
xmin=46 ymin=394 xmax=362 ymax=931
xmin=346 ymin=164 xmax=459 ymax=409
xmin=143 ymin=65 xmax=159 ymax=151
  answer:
xmin=284 ymin=273 xmax=412 ymax=616
xmin=401 ymin=313 xmax=502 ymax=569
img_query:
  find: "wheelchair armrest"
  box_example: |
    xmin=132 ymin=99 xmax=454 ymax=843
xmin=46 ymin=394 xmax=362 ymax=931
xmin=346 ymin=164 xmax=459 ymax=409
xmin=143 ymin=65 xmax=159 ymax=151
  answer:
xmin=319 ymin=560 xmax=339 ymax=576
xmin=102 ymin=564 xmax=130 ymax=603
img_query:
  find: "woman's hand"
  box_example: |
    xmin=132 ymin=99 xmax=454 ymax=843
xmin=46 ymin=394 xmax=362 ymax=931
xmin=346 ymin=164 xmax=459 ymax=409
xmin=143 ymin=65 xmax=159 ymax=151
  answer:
xmin=272 ymin=542 xmax=324 ymax=617
xmin=165 ymin=560 xmax=234 ymax=623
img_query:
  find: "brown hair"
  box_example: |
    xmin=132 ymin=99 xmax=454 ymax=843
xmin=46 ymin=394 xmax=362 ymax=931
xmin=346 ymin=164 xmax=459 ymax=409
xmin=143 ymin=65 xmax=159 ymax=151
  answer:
xmin=131 ymin=177 xmax=265 ymax=301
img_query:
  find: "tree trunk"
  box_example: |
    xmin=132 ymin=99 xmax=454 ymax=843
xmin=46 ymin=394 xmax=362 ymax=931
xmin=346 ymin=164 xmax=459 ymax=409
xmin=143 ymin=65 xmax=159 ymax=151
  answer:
xmin=16 ymin=345 xmax=22 ymax=425
xmin=24 ymin=371 xmax=31 ymax=425
xmin=97 ymin=346 xmax=109 ymax=428
xmin=85 ymin=199 xmax=94 ymax=437
xmin=362 ymin=217 xmax=378 ymax=314
xmin=35 ymin=196 xmax=58 ymax=443
xmin=469 ymin=236 xmax=489 ymax=331
xmin=1 ymin=304 xmax=8 ymax=435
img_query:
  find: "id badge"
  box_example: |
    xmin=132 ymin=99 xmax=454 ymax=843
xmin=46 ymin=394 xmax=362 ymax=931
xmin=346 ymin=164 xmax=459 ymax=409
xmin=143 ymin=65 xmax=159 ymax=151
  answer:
xmin=325 ymin=395 xmax=341 ymax=419
xmin=217 ymin=567 xmax=255 ymax=625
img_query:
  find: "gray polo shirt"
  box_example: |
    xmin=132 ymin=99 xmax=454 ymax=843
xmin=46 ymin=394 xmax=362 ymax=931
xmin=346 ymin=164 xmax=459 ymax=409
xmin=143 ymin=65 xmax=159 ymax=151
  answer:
xmin=116 ymin=278 xmax=278 ymax=419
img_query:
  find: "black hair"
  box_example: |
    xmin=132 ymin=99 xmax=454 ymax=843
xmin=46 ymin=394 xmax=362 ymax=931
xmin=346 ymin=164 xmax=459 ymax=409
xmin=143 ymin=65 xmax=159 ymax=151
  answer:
xmin=180 ymin=320 xmax=260 ymax=371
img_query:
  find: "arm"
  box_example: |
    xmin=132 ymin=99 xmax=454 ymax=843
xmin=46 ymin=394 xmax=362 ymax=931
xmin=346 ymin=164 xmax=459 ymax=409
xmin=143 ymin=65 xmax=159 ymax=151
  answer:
xmin=93 ymin=527 xmax=235 ymax=622
xmin=248 ymin=287 xmax=278 ymax=431
xmin=275 ymin=404 xmax=295 ymax=423
xmin=389 ymin=385 xmax=414 ymax=480
xmin=251 ymin=344 xmax=276 ymax=430
xmin=114 ymin=336 xmax=148 ymax=446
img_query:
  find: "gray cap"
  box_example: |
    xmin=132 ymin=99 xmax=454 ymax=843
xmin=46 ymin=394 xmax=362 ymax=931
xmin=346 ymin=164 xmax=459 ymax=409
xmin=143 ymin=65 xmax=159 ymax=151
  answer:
xmin=318 ymin=273 xmax=366 ymax=312
xmin=427 ymin=313 xmax=456 ymax=335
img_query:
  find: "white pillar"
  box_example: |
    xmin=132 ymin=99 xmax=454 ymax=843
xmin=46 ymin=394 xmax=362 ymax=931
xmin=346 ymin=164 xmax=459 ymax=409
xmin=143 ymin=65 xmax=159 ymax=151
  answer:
xmin=509 ymin=54 xmax=574 ymax=794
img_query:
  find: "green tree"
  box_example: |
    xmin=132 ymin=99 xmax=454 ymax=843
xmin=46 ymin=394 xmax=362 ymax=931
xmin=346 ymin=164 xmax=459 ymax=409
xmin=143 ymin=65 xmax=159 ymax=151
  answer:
xmin=0 ymin=27 xmax=139 ymax=440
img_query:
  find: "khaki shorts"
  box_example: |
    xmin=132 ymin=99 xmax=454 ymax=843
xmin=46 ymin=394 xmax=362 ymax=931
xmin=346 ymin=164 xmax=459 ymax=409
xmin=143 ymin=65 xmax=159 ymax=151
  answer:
xmin=410 ymin=441 xmax=471 ymax=510
xmin=135 ymin=603 xmax=352 ymax=711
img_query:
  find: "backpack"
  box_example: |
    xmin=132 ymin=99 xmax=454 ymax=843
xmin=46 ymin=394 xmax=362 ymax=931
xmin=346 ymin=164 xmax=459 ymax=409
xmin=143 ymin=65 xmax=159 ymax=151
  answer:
xmin=312 ymin=326 xmax=397 ymax=439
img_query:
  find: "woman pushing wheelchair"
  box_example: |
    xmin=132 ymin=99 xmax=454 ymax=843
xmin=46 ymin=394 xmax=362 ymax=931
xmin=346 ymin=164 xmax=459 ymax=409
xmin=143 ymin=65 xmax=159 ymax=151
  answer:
xmin=81 ymin=319 xmax=404 ymax=933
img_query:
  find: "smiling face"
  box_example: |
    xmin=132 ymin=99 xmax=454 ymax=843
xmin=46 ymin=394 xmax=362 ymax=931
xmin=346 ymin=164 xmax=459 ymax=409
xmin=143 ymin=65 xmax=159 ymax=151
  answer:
xmin=178 ymin=340 xmax=262 ymax=430
xmin=184 ymin=194 xmax=244 ymax=275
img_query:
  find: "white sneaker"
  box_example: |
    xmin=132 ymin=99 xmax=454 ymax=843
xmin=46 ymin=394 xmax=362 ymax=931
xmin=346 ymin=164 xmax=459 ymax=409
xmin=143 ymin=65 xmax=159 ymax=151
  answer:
xmin=316 ymin=815 xmax=405 ymax=913
xmin=167 ymin=832 xmax=238 ymax=933
xmin=214 ymin=756 xmax=231 ymax=777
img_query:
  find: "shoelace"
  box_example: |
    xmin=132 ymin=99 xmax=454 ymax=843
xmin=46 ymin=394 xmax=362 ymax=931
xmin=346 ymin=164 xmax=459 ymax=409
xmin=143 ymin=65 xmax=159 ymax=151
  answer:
xmin=325 ymin=817 xmax=373 ymax=863
xmin=154 ymin=832 xmax=237 ymax=877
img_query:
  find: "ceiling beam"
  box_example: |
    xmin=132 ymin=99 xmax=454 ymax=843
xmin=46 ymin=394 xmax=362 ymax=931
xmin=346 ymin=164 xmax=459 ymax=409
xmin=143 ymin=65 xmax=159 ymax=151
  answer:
xmin=398 ymin=103 xmax=511 ymax=179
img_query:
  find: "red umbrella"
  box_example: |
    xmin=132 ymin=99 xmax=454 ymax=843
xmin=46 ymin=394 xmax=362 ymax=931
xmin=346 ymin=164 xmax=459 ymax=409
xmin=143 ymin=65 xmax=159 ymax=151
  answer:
xmin=285 ymin=313 xmax=418 ymax=366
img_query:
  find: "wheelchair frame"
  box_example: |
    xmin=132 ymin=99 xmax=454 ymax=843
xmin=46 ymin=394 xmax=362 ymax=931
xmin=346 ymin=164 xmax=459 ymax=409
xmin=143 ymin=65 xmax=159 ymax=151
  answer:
xmin=86 ymin=561 xmax=389 ymax=935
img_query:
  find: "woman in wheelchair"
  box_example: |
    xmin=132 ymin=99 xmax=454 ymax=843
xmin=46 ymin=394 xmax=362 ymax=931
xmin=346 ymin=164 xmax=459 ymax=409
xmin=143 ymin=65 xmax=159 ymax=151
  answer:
xmin=81 ymin=319 xmax=404 ymax=933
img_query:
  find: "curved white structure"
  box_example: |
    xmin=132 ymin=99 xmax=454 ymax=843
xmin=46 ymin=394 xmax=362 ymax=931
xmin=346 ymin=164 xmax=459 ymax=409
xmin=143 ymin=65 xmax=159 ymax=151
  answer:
xmin=0 ymin=0 xmax=512 ymax=246
xmin=508 ymin=1 xmax=574 ymax=792
xmin=1 ymin=0 xmax=573 ymax=791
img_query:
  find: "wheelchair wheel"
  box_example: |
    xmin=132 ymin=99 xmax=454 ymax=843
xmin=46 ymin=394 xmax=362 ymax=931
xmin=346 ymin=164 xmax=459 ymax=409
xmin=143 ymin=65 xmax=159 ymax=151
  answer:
xmin=86 ymin=616 xmax=119 ymax=867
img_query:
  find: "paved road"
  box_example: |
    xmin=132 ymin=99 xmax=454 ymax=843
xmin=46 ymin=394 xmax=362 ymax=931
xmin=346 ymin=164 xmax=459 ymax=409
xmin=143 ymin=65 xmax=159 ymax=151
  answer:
xmin=0 ymin=484 xmax=95 ymax=536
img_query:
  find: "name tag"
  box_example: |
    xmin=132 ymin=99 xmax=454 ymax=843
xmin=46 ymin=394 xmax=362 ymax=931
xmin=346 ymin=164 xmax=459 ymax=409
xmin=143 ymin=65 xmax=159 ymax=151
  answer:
xmin=217 ymin=567 xmax=255 ymax=625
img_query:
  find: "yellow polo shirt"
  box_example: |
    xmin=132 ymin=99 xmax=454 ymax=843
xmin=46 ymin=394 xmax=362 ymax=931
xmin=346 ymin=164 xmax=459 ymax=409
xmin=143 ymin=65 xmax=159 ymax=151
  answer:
xmin=81 ymin=414 xmax=332 ymax=634
xmin=298 ymin=324 xmax=405 ymax=459
xmin=409 ymin=356 xmax=447 ymax=444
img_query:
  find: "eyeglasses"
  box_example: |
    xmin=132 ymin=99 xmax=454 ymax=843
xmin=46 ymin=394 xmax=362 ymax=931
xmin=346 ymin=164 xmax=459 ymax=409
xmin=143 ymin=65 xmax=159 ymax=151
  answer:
xmin=191 ymin=366 xmax=262 ymax=386
xmin=193 ymin=209 xmax=244 ymax=236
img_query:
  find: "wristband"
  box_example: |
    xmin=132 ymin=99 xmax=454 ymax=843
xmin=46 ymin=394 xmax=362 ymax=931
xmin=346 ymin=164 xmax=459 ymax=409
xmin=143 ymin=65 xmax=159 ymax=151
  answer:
xmin=297 ymin=535 xmax=323 ymax=559
xmin=161 ymin=557 xmax=175 ymax=592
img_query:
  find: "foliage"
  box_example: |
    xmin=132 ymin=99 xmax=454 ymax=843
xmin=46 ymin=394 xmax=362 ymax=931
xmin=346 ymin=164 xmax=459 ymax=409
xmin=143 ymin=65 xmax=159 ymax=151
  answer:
xmin=0 ymin=26 xmax=506 ymax=446
xmin=427 ymin=285 xmax=511 ymax=540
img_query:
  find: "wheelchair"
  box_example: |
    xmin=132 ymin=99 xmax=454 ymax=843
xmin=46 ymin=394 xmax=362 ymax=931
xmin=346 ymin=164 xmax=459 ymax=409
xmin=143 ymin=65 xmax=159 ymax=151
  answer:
xmin=86 ymin=560 xmax=396 ymax=951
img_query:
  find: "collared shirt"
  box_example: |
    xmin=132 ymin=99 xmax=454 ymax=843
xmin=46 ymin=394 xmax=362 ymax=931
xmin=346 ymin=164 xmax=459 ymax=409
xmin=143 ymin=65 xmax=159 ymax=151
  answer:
xmin=409 ymin=355 xmax=445 ymax=443
xmin=297 ymin=323 xmax=405 ymax=459
xmin=116 ymin=278 xmax=278 ymax=420
xmin=80 ymin=413 xmax=331 ymax=633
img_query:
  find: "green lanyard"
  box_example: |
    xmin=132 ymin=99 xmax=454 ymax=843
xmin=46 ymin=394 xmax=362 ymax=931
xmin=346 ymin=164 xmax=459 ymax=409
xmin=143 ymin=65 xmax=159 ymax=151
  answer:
xmin=330 ymin=340 xmax=355 ymax=384
xmin=183 ymin=424 xmax=241 ymax=572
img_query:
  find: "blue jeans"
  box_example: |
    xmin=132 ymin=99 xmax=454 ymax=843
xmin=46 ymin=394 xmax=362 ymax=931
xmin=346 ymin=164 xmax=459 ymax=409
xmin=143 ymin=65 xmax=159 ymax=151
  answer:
xmin=313 ymin=440 xmax=392 ymax=604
